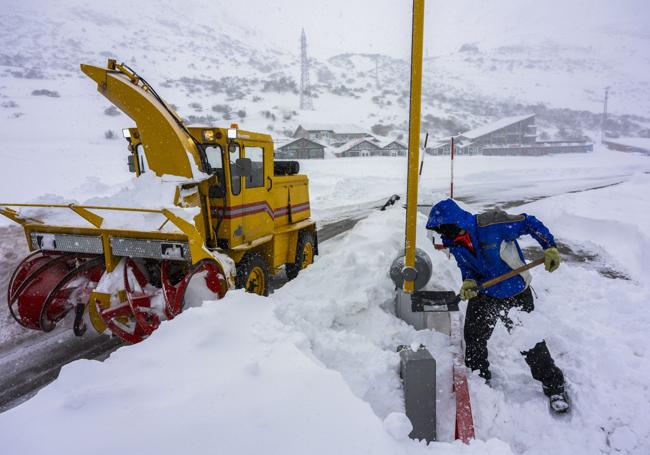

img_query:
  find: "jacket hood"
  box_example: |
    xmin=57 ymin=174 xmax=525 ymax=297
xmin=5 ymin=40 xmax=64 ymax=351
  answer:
xmin=426 ymin=199 xmax=476 ymax=232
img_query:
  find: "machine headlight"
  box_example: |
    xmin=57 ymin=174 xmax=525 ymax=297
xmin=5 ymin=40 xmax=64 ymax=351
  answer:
xmin=202 ymin=129 xmax=215 ymax=141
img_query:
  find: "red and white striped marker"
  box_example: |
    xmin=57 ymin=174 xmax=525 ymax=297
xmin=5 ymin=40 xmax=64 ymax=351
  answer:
xmin=451 ymin=311 xmax=476 ymax=443
xmin=450 ymin=136 xmax=455 ymax=199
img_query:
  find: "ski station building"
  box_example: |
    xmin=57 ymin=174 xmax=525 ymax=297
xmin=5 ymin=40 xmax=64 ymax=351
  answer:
xmin=603 ymin=137 xmax=650 ymax=155
xmin=276 ymin=137 xmax=326 ymax=159
xmin=332 ymin=138 xmax=408 ymax=158
xmin=333 ymin=138 xmax=382 ymax=158
xmin=428 ymin=114 xmax=593 ymax=156
xmin=293 ymin=123 xmax=370 ymax=144
xmin=380 ymin=140 xmax=408 ymax=157
xmin=277 ymin=134 xmax=406 ymax=159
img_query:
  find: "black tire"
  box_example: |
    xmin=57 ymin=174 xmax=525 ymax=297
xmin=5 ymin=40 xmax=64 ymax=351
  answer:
xmin=286 ymin=230 xmax=316 ymax=281
xmin=235 ymin=252 xmax=269 ymax=296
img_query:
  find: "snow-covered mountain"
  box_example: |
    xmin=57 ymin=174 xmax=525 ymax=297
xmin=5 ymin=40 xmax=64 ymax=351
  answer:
xmin=0 ymin=0 xmax=648 ymax=155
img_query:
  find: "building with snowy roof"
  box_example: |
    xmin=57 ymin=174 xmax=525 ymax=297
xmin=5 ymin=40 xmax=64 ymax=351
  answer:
xmin=333 ymin=138 xmax=382 ymax=158
xmin=603 ymin=137 xmax=650 ymax=155
xmin=293 ymin=123 xmax=370 ymax=143
xmin=276 ymin=137 xmax=325 ymax=159
xmin=427 ymin=114 xmax=592 ymax=156
xmin=380 ymin=140 xmax=407 ymax=156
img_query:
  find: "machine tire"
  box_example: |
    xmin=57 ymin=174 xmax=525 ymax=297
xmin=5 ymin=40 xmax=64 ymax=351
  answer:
xmin=236 ymin=252 xmax=270 ymax=296
xmin=286 ymin=230 xmax=316 ymax=281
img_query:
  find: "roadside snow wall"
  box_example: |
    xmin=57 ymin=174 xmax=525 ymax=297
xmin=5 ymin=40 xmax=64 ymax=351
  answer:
xmin=0 ymin=207 xmax=509 ymax=455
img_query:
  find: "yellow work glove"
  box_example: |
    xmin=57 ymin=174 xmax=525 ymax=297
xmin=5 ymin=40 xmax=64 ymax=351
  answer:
xmin=460 ymin=279 xmax=478 ymax=301
xmin=544 ymin=247 xmax=561 ymax=272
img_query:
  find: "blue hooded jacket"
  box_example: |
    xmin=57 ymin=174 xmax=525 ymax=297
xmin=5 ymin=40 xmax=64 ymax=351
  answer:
xmin=426 ymin=199 xmax=556 ymax=299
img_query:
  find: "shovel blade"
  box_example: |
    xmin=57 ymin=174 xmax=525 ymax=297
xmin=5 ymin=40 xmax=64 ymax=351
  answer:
xmin=411 ymin=291 xmax=460 ymax=312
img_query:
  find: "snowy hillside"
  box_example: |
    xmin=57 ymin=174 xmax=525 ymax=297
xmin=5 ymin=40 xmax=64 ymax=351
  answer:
xmin=1 ymin=0 xmax=649 ymax=179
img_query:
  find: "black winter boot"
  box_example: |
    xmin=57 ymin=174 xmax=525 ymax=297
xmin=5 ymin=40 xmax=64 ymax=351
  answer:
xmin=548 ymin=391 xmax=570 ymax=413
xmin=478 ymin=368 xmax=492 ymax=385
xmin=523 ymin=341 xmax=565 ymax=395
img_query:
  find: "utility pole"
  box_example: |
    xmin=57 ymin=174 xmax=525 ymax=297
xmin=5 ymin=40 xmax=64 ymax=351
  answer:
xmin=375 ymin=55 xmax=380 ymax=89
xmin=601 ymin=86 xmax=610 ymax=144
xmin=300 ymin=28 xmax=314 ymax=111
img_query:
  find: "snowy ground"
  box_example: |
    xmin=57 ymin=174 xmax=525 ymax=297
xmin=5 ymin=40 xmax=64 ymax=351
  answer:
xmin=4 ymin=144 xmax=647 ymax=225
xmin=1 ymin=150 xmax=649 ymax=454
xmin=0 ymin=208 xmax=509 ymax=455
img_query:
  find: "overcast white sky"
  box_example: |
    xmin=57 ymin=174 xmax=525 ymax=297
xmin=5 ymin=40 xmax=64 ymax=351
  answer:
xmin=19 ymin=0 xmax=650 ymax=59
xmin=228 ymin=0 xmax=649 ymax=58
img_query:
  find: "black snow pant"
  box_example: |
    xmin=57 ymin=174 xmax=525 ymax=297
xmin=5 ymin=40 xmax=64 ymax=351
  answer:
xmin=464 ymin=287 xmax=565 ymax=396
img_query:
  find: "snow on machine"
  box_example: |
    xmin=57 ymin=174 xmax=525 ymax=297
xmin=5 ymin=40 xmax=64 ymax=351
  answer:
xmin=1 ymin=59 xmax=317 ymax=343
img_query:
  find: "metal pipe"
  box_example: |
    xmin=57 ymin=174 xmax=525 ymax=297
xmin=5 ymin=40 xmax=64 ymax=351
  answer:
xmin=403 ymin=0 xmax=426 ymax=294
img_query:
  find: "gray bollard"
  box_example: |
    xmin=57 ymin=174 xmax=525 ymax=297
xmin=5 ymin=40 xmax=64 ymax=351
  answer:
xmin=398 ymin=345 xmax=436 ymax=443
xmin=389 ymin=248 xmax=433 ymax=292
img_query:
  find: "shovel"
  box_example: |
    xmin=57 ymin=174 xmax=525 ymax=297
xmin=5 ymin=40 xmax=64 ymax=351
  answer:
xmin=411 ymin=257 xmax=545 ymax=312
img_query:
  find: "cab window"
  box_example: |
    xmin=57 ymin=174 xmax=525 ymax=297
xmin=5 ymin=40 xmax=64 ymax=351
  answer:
xmin=205 ymin=145 xmax=223 ymax=171
xmin=136 ymin=144 xmax=148 ymax=174
xmin=245 ymin=146 xmax=264 ymax=188
xmin=204 ymin=144 xmax=224 ymax=183
xmin=228 ymin=143 xmax=241 ymax=195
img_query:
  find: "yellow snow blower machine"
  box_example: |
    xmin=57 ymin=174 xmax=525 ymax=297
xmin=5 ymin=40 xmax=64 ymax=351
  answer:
xmin=1 ymin=59 xmax=317 ymax=343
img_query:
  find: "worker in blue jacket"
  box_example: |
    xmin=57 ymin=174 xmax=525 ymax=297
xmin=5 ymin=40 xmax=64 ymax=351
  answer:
xmin=426 ymin=198 xmax=569 ymax=413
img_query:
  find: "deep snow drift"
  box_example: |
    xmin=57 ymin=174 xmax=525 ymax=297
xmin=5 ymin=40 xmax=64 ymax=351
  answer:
xmin=2 ymin=168 xmax=650 ymax=453
xmin=2 ymin=149 xmax=648 ymax=346
xmin=0 ymin=208 xmax=510 ymax=455
xmin=466 ymin=174 xmax=650 ymax=453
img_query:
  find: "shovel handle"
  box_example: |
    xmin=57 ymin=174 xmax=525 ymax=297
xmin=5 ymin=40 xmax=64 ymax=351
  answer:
xmin=478 ymin=257 xmax=545 ymax=290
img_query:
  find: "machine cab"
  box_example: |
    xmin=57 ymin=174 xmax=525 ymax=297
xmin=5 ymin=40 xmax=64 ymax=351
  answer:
xmin=197 ymin=124 xmax=276 ymax=248
xmin=121 ymin=119 xmax=279 ymax=251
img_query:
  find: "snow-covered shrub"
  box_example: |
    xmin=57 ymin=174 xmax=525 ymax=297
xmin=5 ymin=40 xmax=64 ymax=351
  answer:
xmin=371 ymin=124 xmax=394 ymax=137
xmin=261 ymin=76 xmax=298 ymax=94
xmin=212 ymin=104 xmax=231 ymax=114
xmin=103 ymin=106 xmax=120 ymax=116
xmin=31 ymin=89 xmax=59 ymax=97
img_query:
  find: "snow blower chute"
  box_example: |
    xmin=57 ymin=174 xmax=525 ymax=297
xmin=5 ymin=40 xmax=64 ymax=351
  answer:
xmin=1 ymin=59 xmax=317 ymax=343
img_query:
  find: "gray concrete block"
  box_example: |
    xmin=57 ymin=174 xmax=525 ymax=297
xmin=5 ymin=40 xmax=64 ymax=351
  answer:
xmin=399 ymin=346 xmax=436 ymax=443
xmin=395 ymin=290 xmax=453 ymax=335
